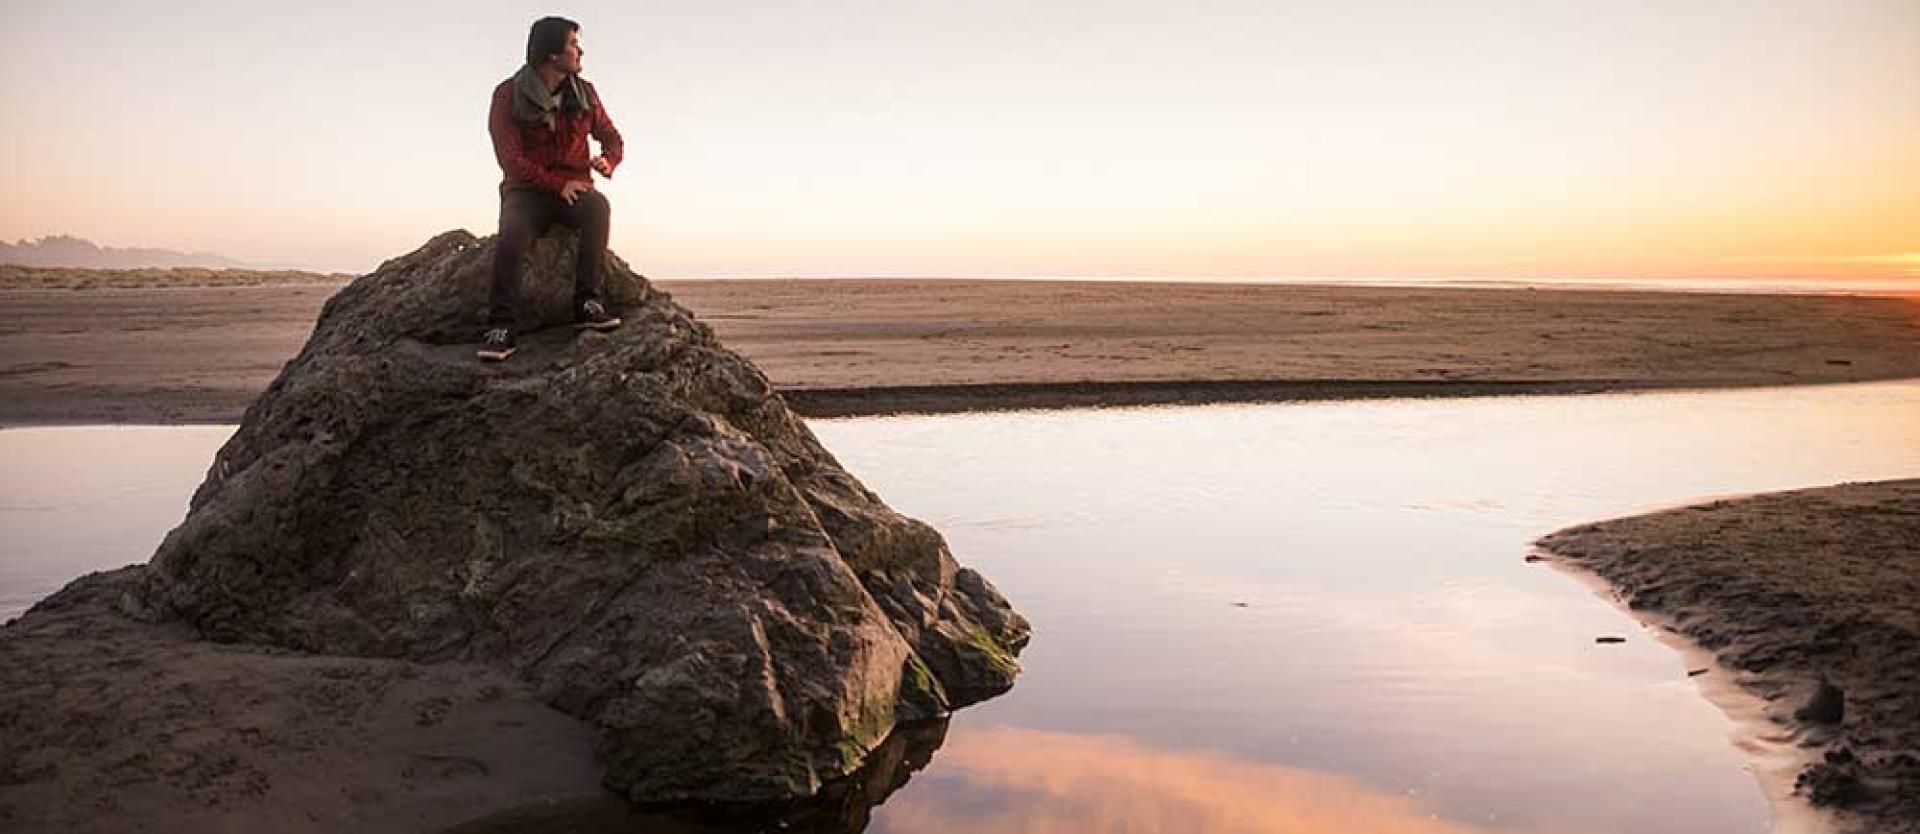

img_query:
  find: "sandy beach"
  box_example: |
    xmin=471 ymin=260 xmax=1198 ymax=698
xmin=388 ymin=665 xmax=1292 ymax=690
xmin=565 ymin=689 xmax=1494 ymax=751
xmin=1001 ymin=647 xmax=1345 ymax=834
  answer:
xmin=1538 ymin=480 xmax=1920 ymax=834
xmin=0 ymin=569 xmax=608 ymax=833
xmin=1 ymin=268 xmax=1916 ymax=424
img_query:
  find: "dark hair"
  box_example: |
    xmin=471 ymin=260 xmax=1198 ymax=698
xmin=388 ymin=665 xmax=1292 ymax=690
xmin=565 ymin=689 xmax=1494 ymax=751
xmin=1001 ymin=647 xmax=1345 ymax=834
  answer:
xmin=525 ymin=16 xmax=579 ymax=67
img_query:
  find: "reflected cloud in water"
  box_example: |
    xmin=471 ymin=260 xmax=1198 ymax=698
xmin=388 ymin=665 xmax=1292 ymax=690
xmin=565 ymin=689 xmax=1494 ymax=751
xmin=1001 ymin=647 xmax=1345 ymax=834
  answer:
xmin=874 ymin=726 xmax=1527 ymax=834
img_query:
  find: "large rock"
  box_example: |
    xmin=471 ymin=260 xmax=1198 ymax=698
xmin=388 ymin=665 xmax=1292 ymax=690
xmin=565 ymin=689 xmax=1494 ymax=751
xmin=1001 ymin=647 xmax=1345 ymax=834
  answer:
xmin=128 ymin=229 xmax=1030 ymax=803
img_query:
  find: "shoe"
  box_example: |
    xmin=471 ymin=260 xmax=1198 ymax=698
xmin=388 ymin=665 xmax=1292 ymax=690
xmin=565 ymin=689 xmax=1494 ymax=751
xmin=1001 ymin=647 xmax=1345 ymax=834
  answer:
xmin=477 ymin=326 xmax=517 ymax=361
xmin=576 ymin=299 xmax=622 ymax=331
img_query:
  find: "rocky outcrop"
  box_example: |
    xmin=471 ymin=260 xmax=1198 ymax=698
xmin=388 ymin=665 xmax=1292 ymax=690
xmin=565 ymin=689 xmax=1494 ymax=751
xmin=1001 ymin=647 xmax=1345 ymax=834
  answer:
xmin=124 ymin=228 xmax=1029 ymax=804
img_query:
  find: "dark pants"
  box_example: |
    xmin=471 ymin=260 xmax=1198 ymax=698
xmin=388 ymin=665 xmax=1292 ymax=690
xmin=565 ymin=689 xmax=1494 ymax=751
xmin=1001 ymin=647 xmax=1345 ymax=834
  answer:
xmin=488 ymin=187 xmax=611 ymax=327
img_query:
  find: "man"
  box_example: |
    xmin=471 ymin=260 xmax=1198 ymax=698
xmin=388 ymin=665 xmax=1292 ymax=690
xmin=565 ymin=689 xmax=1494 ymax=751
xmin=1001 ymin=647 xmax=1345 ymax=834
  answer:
xmin=480 ymin=16 xmax=625 ymax=362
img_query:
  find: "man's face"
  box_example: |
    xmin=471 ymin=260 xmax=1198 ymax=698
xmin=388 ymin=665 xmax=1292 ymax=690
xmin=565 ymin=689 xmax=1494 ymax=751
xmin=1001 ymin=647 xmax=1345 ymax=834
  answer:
xmin=551 ymin=30 xmax=584 ymax=74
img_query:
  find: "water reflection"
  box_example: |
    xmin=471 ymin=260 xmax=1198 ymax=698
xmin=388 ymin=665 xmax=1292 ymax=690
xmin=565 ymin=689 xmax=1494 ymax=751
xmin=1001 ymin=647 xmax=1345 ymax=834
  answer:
xmin=7 ymin=382 xmax=1920 ymax=832
xmin=0 ymin=425 xmax=231 ymax=621
xmin=877 ymin=726 xmax=1506 ymax=834
xmin=445 ymin=722 xmax=1533 ymax=834
xmin=822 ymin=381 xmax=1920 ymax=834
xmin=444 ymin=720 xmax=950 ymax=834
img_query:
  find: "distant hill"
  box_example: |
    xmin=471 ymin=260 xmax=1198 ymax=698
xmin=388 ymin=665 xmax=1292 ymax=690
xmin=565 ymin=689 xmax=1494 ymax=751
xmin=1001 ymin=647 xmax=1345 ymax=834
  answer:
xmin=0 ymin=235 xmax=250 ymax=269
xmin=0 ymin=264 xmax=350 ymax=290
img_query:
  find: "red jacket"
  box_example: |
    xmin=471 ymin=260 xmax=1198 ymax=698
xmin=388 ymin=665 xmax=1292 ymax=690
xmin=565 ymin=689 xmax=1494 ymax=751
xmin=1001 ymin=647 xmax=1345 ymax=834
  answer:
xmin=488 ymin=76 xmax=624 ymax=196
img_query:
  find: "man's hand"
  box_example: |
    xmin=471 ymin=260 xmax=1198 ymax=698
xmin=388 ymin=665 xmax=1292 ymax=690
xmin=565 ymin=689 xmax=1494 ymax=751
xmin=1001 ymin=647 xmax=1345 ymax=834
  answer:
xmin=560 ymin=179 xmax=593 ymax=205
xmin=590 ymin=155 xmax=613 ymax=177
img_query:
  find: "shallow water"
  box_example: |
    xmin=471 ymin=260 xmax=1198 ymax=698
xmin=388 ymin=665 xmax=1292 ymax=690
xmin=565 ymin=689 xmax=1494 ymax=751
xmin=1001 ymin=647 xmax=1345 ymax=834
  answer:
xmin=5 ymin=380 xmax=1919 ymax=832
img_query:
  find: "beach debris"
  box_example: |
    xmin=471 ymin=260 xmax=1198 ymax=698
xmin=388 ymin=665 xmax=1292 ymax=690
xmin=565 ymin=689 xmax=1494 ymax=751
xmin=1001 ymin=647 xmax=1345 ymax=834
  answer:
xmin=1230 ymin=602 xmax=1250 ymax=608
xmin=1798 ymin=761 xmax=1867 ymax=807
xmin=1687 ymin=667 xmax=1709 ymax=677
xmin=1795 ymin=675 xmax=1846 ymax=725
xmin=1595 ymin=636 xmax=1627 ymax=644
xmin=1522 ymin=554 xmax=1545 ymax=563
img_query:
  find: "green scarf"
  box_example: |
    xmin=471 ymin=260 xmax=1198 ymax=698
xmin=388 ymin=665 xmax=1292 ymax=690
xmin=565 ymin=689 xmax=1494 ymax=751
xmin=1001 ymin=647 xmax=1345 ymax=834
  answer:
xmin=510 ymin=64 xmax=594 ymax=131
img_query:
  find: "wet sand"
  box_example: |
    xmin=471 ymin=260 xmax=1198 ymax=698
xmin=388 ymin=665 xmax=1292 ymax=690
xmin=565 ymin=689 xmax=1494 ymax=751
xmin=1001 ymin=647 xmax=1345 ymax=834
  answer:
xmin=1537 ymin=480 xmax=1920 ymax=834
xmin=2 ymin=269 xmax=1917 ymax=424
xmin=0 ymin=569 xmax=608 ymax=833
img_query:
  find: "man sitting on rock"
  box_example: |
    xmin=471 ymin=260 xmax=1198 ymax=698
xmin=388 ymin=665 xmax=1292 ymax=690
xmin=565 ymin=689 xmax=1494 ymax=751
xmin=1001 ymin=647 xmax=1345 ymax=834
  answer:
xmin=480 ymin=16 xmax=625 ymax=362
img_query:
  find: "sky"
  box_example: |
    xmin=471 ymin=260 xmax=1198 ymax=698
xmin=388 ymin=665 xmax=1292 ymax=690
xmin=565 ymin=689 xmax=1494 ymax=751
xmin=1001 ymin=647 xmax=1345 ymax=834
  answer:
xmin=1 ymin=0 xmax=1915 ymax=280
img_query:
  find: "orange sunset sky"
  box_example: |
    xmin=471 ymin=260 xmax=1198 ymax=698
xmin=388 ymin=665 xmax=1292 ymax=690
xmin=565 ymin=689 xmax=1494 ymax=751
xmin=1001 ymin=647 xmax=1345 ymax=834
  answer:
xmin=1 ymin=0 xmax=1915 ymax=281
